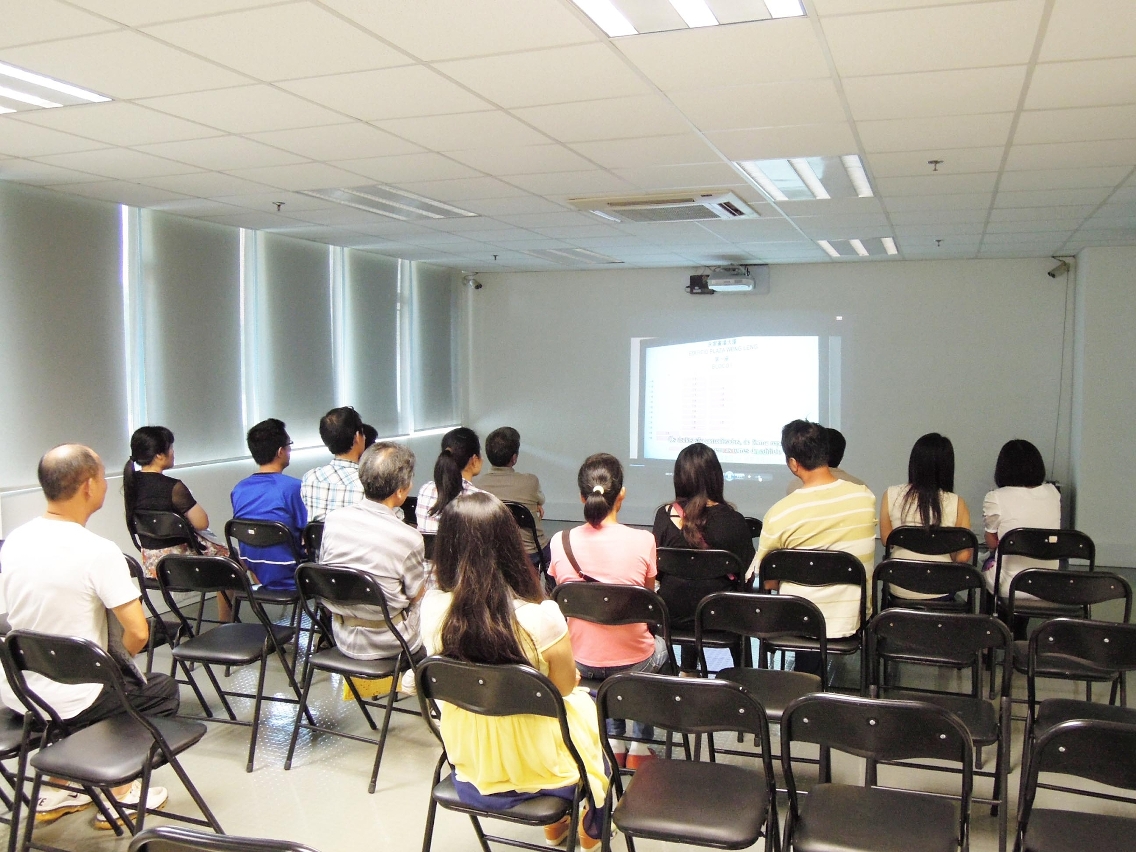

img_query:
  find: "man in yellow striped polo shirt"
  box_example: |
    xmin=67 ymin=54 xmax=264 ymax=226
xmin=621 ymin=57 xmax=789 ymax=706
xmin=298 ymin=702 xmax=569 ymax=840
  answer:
xmin=749 ymin=420 xmax=876 ymax=674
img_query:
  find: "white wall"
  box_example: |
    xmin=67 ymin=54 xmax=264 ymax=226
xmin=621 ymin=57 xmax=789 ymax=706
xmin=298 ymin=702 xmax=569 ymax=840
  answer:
xmin=1071 ymin=246 xmax=1136 ymax=567
xmin=468 ymin=259 xmax=1073 ymax=531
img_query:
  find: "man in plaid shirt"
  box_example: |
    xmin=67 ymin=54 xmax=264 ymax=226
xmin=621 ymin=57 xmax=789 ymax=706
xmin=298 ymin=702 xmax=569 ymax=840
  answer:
xmin=301 ymin=406 xmax=366 ymax=522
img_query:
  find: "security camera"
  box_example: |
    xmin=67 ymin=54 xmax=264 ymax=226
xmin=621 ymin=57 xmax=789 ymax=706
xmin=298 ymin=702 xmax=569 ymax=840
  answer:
xmin=462 ymin=273 xmax=483 ymax=290
xmin=1048 ymin=259 xmax=1070 ymax=279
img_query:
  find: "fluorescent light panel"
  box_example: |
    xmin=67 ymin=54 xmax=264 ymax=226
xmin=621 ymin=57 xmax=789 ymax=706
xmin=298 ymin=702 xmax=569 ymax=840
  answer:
xmin=817 ymin=237 xmax=899 ymax=259
xmin=848 ymin=238 xmax=869 ymax=257
xmin=591 ymin=210 xmax=621 ymax=222
xmin=669 ymin=0 xmax=718 ymax=27
xmin=573 ymin=0 xmax=805 ymax=36
xmin=882 ymin=237 xmax=898 ymax=256
xmin=737 ymin=154 xmax=875 ymax=201
xmin=841 ymin=154 xmax=874 ymax=198
xmin=817 ymin=240 xmax=840 ymax=258
xmin=0 ymin=61 xmax=109 ymax=105
xmin=789 ymin=158 xmax=830 ymax=200
xmin=764 ymin=0 xmax=805 ymax=17
xmin=569 ymin=0 xmax=637 ymax=36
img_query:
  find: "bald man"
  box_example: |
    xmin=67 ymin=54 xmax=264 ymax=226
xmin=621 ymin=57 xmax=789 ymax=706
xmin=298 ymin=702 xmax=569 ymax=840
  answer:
xmin=0 ymin=444 xmax=176 ymax=825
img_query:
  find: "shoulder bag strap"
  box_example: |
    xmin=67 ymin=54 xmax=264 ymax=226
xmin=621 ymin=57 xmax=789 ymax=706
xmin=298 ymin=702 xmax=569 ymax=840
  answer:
xmin=560 ymin=527 xmax=599 ymax=583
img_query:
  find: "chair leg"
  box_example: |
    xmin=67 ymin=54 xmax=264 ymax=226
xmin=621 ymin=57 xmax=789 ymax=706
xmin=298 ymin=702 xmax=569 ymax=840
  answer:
xmin=368 ymin=670 xmax=404 ymax=793
xmin=133 ymin=760 xmax=153 ymax=835
xmin=17 ymin=773 xmax=43 ymax=852
xmin=246 ymin=653 xmax=270 ymax=773
xmin=345 ymin=675 xmax=379 ymax=731
xmin=195 ymin=661 xmax=237 ymax=721
xmin=468 ymin=815 xmax=493 ymax=852
xmin=158 ymin=748 xmax=225 ymax=833
xmin=420 ymin=796 xmax=440 ymax=852
xmin=271 ymin=632 xmax=315 ymax=726
xmin=284 ymin=660 xmax=317 ymax=772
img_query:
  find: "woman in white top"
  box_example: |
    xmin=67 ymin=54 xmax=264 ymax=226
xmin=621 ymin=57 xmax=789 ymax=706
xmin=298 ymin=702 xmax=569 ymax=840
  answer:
xmin=983 ymin=439 xmax=1061 ymax=599
xmin=880 ymin=433 xmax=973 ymax=600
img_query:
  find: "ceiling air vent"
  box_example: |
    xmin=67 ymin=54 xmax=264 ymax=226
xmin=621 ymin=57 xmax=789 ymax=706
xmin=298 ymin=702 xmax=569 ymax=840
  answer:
xmin=569 ymin=191 xmax=758 ymax=224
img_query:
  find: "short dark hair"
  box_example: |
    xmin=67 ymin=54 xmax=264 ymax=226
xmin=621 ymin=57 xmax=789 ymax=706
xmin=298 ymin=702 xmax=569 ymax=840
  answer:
xmin=359 ymin=442 xmax=415 ymax=501
xmin=38 ymin=444 xmax=101 ymax=501
xmin=247 ymin=418 xmax=290 ymax=465
xmin=826 ymin=428 xmax=847 ymax=468
xmin=318 ymin=406 xmax=363 ymax=455
xmin=484 ymin=427 xmax=520 ymax=467
xmin=361 ymin=424 xmax=378 ymax=449
xmin=781 ymin=420 xmax=830 ymax=471
xmin=994 ymin=439 xmax=1046 ymax=488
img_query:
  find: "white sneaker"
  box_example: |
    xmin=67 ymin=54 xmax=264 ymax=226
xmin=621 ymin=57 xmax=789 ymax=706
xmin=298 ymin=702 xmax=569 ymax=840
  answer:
xmin=94 ymin=780 xmax=167 ymax=829
xmin=35 ymin=786 xmax=92 ymax=823
xmin=399 ymin=668 xmax=418 ymax=696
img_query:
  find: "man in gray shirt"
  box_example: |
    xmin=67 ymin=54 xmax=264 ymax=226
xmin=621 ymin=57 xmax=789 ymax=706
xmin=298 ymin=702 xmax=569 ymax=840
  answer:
xmin=319 ymin=442 xmax=425 ymax=662
xmin=474 ymin=426 xmax=550 ymax=566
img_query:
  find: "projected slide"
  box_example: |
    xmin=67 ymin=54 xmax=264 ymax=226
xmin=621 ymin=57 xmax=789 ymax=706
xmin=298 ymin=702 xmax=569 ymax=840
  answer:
xmin=641 ymin=336 xmax=819 ymax=465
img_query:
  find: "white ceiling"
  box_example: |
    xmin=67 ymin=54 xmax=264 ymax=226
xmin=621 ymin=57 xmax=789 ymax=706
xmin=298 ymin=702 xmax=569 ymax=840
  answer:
xmin=0 ymin=0 xmax=1133 ymax=271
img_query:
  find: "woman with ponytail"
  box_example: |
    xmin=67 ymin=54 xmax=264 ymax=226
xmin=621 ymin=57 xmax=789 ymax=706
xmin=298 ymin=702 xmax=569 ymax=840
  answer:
xmin=549 ymin=453 xmax=665 ymax=770
xmin=123 ymin=426 xmax=230 ymax=584
xmin=652 ymin=442 xmax=754 ymax=673
xmin=415 ymin=427 xmax=485 ymax=534
xmin=420 ymin=492 xmax=608 ymax=848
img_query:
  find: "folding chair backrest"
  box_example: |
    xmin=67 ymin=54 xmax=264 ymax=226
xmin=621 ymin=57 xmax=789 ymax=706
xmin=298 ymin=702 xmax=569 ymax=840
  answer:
xmin=422 ymin=533 xmax=436 ymax=561
xmin=302 ymin=522 xmax=324 ymax=561
xmin=1008 ymin=569 xmax=1131 ymax=618
xmin=1028 ymin=719 xmax=1136 ymax=792
xmin=998 ymin=527 xmax=1095 ymax=565
xmin=158 ymin=554 xmax=251 ymax=596
xmin=504 ymin=501 xmax=540 ymax=540
xmin=1030 ymin=618 xmax=1136 ymax=675
xmin=872 ymin=559 xmax=984 ymax=611
xmin=400 ymin=497 xmax=419 ymax=528
xmin=597 ymin=672 xmax=769 ymax=738
xmin=783 ymin=692 xmax=972 ymax=765
xmin=6 ymin=631 xmax=119 ymax=691
xmin=225 ymin=519 xmax=302 ymax=561
xmin=745 ymin=517 xmax=762 ymax=541
xmin=884 ymin=525 xmax=978 ymax=563
xmin=657 ymin=548 xmax=744 ymax=583
xmin=295 ymin=562 xmax=392 ymax=610
xmin=695 ymin=591 xmax=825 ymax=645
xmin=758 ymin=548 xmax=865 ymax=588
xmin=130 ymin=824 xmax=322 ymax=852
xmin=417 ymin=657 xmax=563 ymax=720
xmin=134 ymin=510 xmax=202 ymax=553
xmin=552 ymin=583 xmax=669 ymax=637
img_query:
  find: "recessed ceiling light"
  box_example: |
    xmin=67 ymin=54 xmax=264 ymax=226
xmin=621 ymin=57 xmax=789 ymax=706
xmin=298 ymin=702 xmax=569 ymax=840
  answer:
xmin=881 ymin=237 xmax=898 ymax=256
xmin=764 ymin=0 xmax=806 ymax=17
xmin=841 ymin=155 xmax=874 ymax=198
xmin=789 ymin=158 xmax=831 ymax=200
xmin=0 ymin=61 xmax=109 ymax=103
xmin=569 ymin=0 xmax=637 ymax=36
xmin=302 ymin=185 xmax=476 ymax=222
xmin=817 ymin=240 xmax=840 ymax=258
xmin=669 ymin=0 xmax=718 ymax=28
xmin=0 ymin=105 xmax=15 ymax=115
xmin=738 ymin=162 xmax=789 ymax=201
xmin=0 ymin=84 xmax=61 ymax=109
xmin=591 ymin=209 xmax=621 ymax=222
xmin=737 ymin=155 xmax=876 ymax=201
xmin=848 ymin=238 xmax=869 ymax=257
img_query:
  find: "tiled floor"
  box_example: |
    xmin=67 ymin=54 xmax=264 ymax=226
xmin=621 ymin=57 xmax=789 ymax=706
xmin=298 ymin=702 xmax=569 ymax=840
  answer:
xmin=8 ymin=623 xmax=1130 ymax=852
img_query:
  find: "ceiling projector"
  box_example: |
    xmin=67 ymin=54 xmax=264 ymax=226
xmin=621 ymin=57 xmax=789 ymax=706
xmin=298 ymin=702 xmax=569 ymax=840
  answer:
xmin=688 ymin=265 xmax=770 ymax=294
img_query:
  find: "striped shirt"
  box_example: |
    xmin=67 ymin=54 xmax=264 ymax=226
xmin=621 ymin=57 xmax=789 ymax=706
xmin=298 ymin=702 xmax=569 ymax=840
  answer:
xmin=415 ymin=478 xmax=487 ymax=534
xmin=750 ymin=478 xmax=876 ymax=638
xmin=301 ymin=458 xmax=364 ymax=522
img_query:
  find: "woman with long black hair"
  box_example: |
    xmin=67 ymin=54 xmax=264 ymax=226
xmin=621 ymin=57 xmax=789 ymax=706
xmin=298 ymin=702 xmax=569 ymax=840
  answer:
xmin=415 ymin=426 xmax=485 ymax=534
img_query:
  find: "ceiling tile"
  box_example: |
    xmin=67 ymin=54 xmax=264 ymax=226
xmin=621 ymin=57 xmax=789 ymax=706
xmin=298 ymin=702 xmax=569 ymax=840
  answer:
xmin=434 ymin=44 xmax=649 ymax=108
xmin=995 ymin=187 xmax=1112 ymax=207
xmin=888 ymin=208 xmax=989 ymax=225
xmin=893 ymin=222 xmax=984 ymax=237
xmin=139 ymin=85 xmax=348 ymax=134
xmin=988 ymin=204 xmax=1097 ymax=221
xmin=279 ymin=66 xmax=492 ymax=121
xmin=135 ymin=136 xmax=309 ymax=171
xmin=884 ymin=192 xmax=992 ymax=211
xmin=0 ymin=31 xmax=250 ymax=100
xmin=0 ymin=158 xmax=101 ymax=185
xmin=226 ymin=162 xmax=373 ymax=191
xmin=462 ymin=196 xmax=569 ymax=216
xmin=875 ymin=172 xmax=998 ymax=196
xmin=1014 ymin=105 xmax=1136 ymax=144
xmin=56 ymin=180 xmax=191 ymax=206
xmin=1039 ymin=0 xmax=1136 ymax=62
xmin=613 ymin=163 xmax=748 ymax=190
xmin=615 ymin=18 xmax=830 ymax=91
xmin=997 ymin=166 xmax=1131 ymax=191
xmin=668 ymin=80 xmax=846 ymax=132
xmin=11 ymin=102 xmax=221 ymax=147
xmin=64 ymin=0 xmax=277 ymax=27
xmin=983 ymin=219 xmax=1081 ymax=234
xmin=858 ymin=113 xmax=1014 ymax=152
xmin=213 ymin=190 xmax=338 ymax=213
xmin=506 ymin=170 xmax=636 ymax=196
xmin=0 ymin=0 xmax=118 ymax=48
xmin=512 ymin=96 xmax=690 ymax=143
xmin=777 ymin=198 xmax=884 ymax=216
xmin=695 ymin=218 xmax=805 ymax=241
xmin=148 ymin=198 xmax=241 ymax=216
xmin=139 ymin=172 xmax=279 ymax=197
xmin=246 ymin=123 xmax=422 ymax=161
xmin=376 ymin=111 xmax=549 ymax=150
xmin=843 ymin=66 xmax=1027 ymax=121
xmin=33 ymin=148 xmax=199 ymax=180
xmin=204 ymin=209 xmax=306 ymax=229
xmin=447 ymin=145 xmax=593 ymax=176
xmin=393 ymin=177 xmax=528 ymax=202
xmin=812 ymin=0 xmax=988 ymax=12
xmin=0 ymin=117 xmax=110 ymax=157
xmin=323 ymin=0 xmax=599 ymax=62
xmin=143 ymin=3 xmax=410 ymax=82
xmin=866 ymin=147 xmax=1005 ymax=177
xmin=333 ymin=152 xmax=482 ymax=183
xmin=571 ymin=134 xmax=718 ymax=169
xmin=1026 ymin=58 xmax=1136 ymax=110
xmin=1005 ymin=139 xmax=1136 ymax=170
xmin=822 ymin=0 xmax=1044 ymax=76
xmin=704 ymin=123 xmax=857 ymax=160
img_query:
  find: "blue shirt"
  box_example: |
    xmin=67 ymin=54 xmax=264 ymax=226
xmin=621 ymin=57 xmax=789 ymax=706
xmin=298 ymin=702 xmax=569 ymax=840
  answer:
xmin=230 ymin=472 xmax=308 ymax=590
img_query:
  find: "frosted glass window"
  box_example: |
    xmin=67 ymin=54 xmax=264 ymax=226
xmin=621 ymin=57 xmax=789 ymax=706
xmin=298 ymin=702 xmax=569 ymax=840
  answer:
xmin=0 ymin=183 xmax=126 ymax=487
xmin=409 ymin=263 xmax=460 ymax=431
xmin=138 ymin=210 xmax=242 ymax=463
xmin=252 ymin=233 xmax=334 ymax=448
xmin=344 ymin=250 xmax=400 ymax=436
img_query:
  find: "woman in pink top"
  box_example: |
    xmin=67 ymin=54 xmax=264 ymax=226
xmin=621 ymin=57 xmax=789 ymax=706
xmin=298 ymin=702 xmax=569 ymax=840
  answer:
xmin=550 ymin=453 xmax=667 ymax=769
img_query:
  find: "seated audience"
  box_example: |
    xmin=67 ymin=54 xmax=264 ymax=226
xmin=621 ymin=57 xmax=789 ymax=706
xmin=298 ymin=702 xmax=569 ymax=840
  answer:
xmin=361 ymin=423 xmax=378 ymax=450
xmin=983 ymin=438 xmax=1061 ymax=599
xmin=474 ymin=426 xmax=550 ymax=566
xmin=415 ymin=427 xmax=485 ymax=534
xmin=1 ymin=445 xmax=175 ymax=824
xmin=787 ymin=427 xmax=865 ymax=494
xmin=752 ymin=420 xmax=876 ymax=674
xmin=652 ymin=442 xmax=754 ymax=673
xmin=301 ymin=406 xmax=366 ymax=522
xmin=550 ymin=453 xmax=665 ymax=769
xmin=880 ymin=432 xmax=973 ymax=600
xmin=420 ymin=492 xmax=608 ymax=848
xmin=230 ymin=418 xmax=307 ymax=591
xmin=319 ymin=442 xmax=425 ymax=665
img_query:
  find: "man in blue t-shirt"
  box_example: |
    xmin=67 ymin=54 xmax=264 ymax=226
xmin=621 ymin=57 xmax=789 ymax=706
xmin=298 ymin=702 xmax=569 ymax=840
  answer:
xmin=230 ymin=418 xmax=307 ymax=590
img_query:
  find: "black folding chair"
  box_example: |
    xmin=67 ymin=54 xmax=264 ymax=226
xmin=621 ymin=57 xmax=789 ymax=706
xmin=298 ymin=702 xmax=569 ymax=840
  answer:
xmin=124 ymin=554 xmax=185 ymax=677
xmin=302 ymin=522 xmax=324 ymax=563
xmin=0 ymin=688 xmax=34 ymax=852
xmin=873 ymin=559 xmax=985 ymax=616
xmin=990 ymin=527 xmax=1095 ymax=619
xmin=132 ymin=510 xmax=203 ymax=554
xmin=867 ymin=610 xmax=1014 ymax=852
xmin=596 ymin=673 xmax=779 ymax=852
xmin=745 ymin=517 xmax=763 ymax=542
xmin=416 ymin=657 xmax=605 ymax=852
xmin=884 ymin=525 xmax=978 ymax=564
xmin=156 ymin=554 xmax=312 ymax=772
xmin=285 ymin=563 xmax=421 ymax=793
xmin=1015 ymin=719 xmax=1136 ymax=852
xmin=656 ymin=548 xmax=746 ymax=668
xmin=422 ymin=533 xmax=436 ymax=562
xmin=401 ymin=496 xmax=419 ymax=528
xmin=2 ymin=630 xmax=222 ymax=848
xmin=782 ymin=693 xmax=974 ymax=852
xmin=504 ymin=501 xmax=548 ymax=576
xmin=131 ymin=825 xmax=319 ymax=851
xmin=758 ymin=549 xmax=868 ymax=692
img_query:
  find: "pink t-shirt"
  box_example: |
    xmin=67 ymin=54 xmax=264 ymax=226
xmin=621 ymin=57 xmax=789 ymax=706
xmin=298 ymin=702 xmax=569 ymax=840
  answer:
xmin=549 ymin=522 xmax=658 ymax=668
